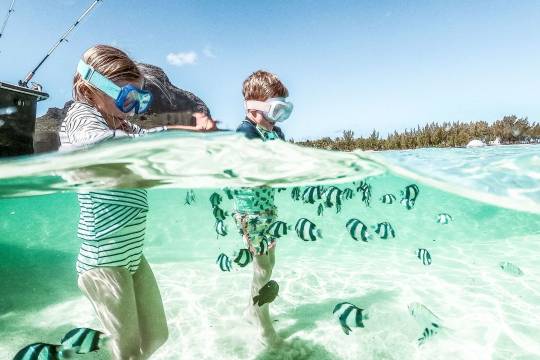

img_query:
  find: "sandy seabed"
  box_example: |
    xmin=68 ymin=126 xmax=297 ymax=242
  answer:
xmin=1 ymin=235 xmax=540 ymax=360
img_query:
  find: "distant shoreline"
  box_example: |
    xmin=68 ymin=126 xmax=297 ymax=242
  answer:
xmin=294 ymin=115 xmax=540 ymax=151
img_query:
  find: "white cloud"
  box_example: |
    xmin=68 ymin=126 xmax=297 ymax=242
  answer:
xmin=166 ymin=51 xmax=198 ymax=66
xmin=203 ymin=46 xmax=216 ymax=58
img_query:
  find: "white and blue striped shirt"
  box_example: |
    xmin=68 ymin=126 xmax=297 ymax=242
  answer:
xmin=59 ymin=101 xmax=164 ymax=274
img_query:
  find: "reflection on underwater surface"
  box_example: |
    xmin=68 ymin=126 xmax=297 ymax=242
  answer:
xmin=0 ymin=136 xmax=539 ymax=359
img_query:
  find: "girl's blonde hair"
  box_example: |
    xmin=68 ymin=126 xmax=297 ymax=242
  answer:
xmin=73 ymin=44 xmax=142 ymax=105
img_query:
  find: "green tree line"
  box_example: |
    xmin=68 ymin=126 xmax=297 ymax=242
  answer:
xmin=295 ymin=115 xmax=540 ymax=151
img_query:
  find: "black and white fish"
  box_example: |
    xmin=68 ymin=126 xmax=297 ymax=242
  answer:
xmin=224 ymin=188 xmax=234 ymax=200
xmin=215 ymin=220 xmax=227 ymax=237
xmin=13 ymin=343 xmax=63 ymax=360
xmin=291 ymin=187 xmax=301 ymax=201
xmin=346 ymin=218 xmax=371 ymax=242
xmin=209 ymin=192 xmax=223 ymax=207
xmin=418 ymin=324 xmax=440 ymax=345
xmin=332 ymin=302 xmax=369 ymax=335
xmin=253 ymin=280 xmax=279 ymax=307
xmin=380 ymin=193 xmax=397 ymax=204
xmin=302 ymin=186 xmax=324 ymax=204
xmin=400 ymin=184 xmax=420 ymax=210
xmin=213 ymin=206 xmax=228 ymax=221
xmin=184 ymin=189 xmax=196 ymax=205
xmin=257 ymin=238 xmax=270 ymax=255
xmin=266 ymin=221 xmax=291 ymax=238
xmin=436 ymin=213 xmax=452 ymax=224
xmin=416 ymin=248 xmax=432 ymax=265
xmin=61 ymin=327 xmax=105 ymax=354
xmin=499 ymin=261 xmax=524 ymax=276
xmin=295 ymin=218 xmax=323 ymax=241
xmin=408 ymin=302 xmax=443 ymax=345
xmin=317 ymin=203 xmax=324 ymax=216
xmin=324 ymin=186 xmax=343 ymax=213
xmin=373 ymin=222 xmax=396 ymax=239
xmin=342 ymin=188 xmax=355 ymax=200
xmin=355 ymin=180 xmax=372 ymax=206
xmin=216 ymin=253 xmax=232 ymax=272
xmin=233 ymin=248 xmax=253 ymax=267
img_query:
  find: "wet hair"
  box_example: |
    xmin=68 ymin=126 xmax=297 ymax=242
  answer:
xmin=72 ymin=44 xmax=142 ymax=105
xmin=242 ymin=70 xmax=288 ymax=101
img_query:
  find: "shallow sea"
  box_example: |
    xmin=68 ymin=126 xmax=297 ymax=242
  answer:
xmin=0 ymin=133 xmax=538 ymax=359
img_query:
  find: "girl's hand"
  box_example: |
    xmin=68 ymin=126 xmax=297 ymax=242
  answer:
xmin=193 ymin=112 xmax=218 ymax=131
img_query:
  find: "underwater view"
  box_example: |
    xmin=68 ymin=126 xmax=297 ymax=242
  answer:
xmin=0 ymin=134 xmax=539 ymax=359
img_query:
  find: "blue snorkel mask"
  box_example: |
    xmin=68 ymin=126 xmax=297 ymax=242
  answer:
xmin=77 ymin=60 xmax=153 ymax=114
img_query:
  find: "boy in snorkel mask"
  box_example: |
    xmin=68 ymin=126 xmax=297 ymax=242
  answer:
xmin=232 ymin=70 xmax=293 ymax=346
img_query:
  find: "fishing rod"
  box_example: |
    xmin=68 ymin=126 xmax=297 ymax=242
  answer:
xmin=19 ymin=0 xmax=103 ymax=88
xmin=0 ymin=0 xmax=16 ymax=40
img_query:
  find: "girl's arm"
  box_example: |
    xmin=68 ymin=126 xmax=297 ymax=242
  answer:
xmin=167 ymin=112 xmax=218 ymax=132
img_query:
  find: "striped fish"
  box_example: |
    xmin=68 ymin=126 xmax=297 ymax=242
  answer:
xmin=216 ymin=253 xmax=232 ymax=272
xmin=374 ymin=222 xmax=396 ymax=239
xmin=409 ymin=302 xmax=443 ymax=345
xmin=209 ymin=192 xmax=223 ymax=207
xmin=13 ymin=343 xmax=62 ymax=360
xmin=213 ymin=206 xmax=228 ymax=221
xmin=332 ymin=302 xmax=368 ymax=335
xmin=266 ymin=221 xmax=290 ymax=238
xmin=346 ymin=218 xmax=370 ymax=242
xmin=184 ymin=189 xmax=196 ymax=205
xmin=61 ymin=327 xmax=104 ymax=354
xmin=291 ymin=187 xmax=301 ymax=201
xmin=302 ymin=186 xmax=324 ymax=204
xmin=499 ymin=261 xmax=524 ymax=276
xmin=436 ymin=213 xmax=452 ymax=224
xmin=317 ymin=203 xmax=324 ymax=216
xmin=418 ymin=324 xmax=440 ymax=345
xmin=215 ymin=220 xmax=227 ymax=237
xmin=355 ymin=180 xmax=372 ymax=206
xmin=224 ymin=188 xmax=234 ymax=200
xmin=257 ymin=238 xmax=271 ymax=255
xmin=416 ymin=248 xmax=432 ymax=265
xmin=324 ymin=186 xmax=343 ymax=213
xmin=295 ymin=218 xmax=323 ymax=241
xmin=380 ymin=193 xmax=397 ymax=204
xmin=233 ymin=248 xmax=253 ymax=267
xmin=400 ymin=184 xmax=420 ymax=210
xmin=342 ymin=188 xmax=355 ymax=200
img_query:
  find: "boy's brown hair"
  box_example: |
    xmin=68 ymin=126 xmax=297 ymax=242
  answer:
xmin=242 ymin=70 xmax=288 ymax=101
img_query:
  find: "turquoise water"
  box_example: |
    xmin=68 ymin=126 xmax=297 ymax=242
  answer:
xmin=0 ymin=134 xmax=539 ymax=359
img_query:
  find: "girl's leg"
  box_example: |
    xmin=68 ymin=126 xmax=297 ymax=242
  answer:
xmin=132 ymin=256 xmax=169 ymax=358
xmin=251 ymin=247 xmax=282 ymax=345
xmin=78 ymin=267 xmax=142 ymax=360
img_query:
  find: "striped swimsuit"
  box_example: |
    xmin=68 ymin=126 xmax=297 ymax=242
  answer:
xmin=59 ymin=101 xmax=165 ymax=274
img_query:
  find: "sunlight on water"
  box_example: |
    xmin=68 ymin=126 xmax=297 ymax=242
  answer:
xmin=0 ymin=134 xmax=539 ymax=359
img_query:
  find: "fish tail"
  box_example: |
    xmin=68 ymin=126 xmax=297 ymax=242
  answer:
xmin=317 ymin=229 xmax=323 ymax=239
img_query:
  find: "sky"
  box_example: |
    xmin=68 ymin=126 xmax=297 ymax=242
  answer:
xmin=0 ymin=0 xmax=540 ymax=140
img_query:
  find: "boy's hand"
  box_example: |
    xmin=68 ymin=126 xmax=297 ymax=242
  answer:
xmin=193 ymin=112 xmax=218 ymax=131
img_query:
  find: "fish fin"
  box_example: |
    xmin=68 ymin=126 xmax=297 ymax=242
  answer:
xmin=342 ymin=325 xmax=352 ymax=335
xmin=252 ymin=295 xmax=259 ymax=306
xmin=363 ymin=309 xmax=369 ymax=320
